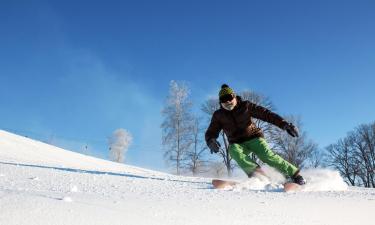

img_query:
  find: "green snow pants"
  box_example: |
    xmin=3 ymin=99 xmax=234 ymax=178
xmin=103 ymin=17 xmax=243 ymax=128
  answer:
xmin=229 ymin=137 xmax=298 ymax=177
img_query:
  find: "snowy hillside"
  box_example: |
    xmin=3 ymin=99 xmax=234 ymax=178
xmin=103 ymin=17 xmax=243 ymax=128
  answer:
xmin=0 ymin=130 xmax=374 ymax=225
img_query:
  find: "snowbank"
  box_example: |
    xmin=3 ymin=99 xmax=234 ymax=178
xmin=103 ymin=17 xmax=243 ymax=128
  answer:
xmin=0 ymin=130 xmax=374 ymax=225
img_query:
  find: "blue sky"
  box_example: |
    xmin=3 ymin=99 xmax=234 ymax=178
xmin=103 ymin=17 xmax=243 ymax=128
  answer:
xmin=1 ymin=0 xmax=374 ymax=171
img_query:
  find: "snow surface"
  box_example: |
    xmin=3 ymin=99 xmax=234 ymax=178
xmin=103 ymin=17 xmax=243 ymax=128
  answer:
xmin=0 ymin=129 xmax=374 ymax=225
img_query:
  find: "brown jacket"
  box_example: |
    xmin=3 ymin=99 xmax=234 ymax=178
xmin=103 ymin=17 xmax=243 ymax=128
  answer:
xmin=205 ymin=96 xmax=288 ymax=145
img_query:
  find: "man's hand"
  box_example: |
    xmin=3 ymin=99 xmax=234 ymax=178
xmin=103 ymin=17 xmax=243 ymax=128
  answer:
xmin=208 ymin=139 xmax=221 ymax=154
xmin=284 ymin=123 xmax=299 ymax=137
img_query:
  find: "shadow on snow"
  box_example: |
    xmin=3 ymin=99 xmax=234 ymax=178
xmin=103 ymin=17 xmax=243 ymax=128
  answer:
xmin=0 ymin=161 xmax=211 ymax=186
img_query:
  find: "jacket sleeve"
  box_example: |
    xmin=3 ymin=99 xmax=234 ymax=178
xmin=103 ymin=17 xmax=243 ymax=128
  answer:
xmin=248 ymin=102 xmax=288 ymax=130
xmin=205 ymin=112 xmax=222 ymax=145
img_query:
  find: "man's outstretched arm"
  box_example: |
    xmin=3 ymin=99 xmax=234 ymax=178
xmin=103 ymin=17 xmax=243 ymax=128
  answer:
xmin=248 ymin=102 xmax=299 ymax=137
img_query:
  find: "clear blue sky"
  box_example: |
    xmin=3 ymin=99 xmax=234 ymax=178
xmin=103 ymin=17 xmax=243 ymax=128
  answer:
xmin=1 ymin=0 xmax=374 ymax=171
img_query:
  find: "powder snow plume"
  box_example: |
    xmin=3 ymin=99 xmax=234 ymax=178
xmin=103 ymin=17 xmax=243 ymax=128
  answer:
xmin=229 ymin=167 xmax=348 ymax=192
xmin=302 ymin=169 xmax=348 ymax=191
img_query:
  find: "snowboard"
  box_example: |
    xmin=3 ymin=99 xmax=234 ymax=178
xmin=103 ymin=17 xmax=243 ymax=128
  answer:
xmin=211 ymin=179 xmax=302 ymax=192
xmin=283 ymin=182 xmax=302 ymax=192
xmin=212 ymin=179 xmax=239 ymax=189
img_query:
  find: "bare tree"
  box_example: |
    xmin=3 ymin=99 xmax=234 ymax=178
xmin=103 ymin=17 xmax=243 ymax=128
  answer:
xmin=161 ymin=80 xmax=194 ymax=175
xmin=108 ymin=128 xmax=133 ymax=163
xmin=354 ymin=123 xmax=375 ymax=187
xmin=307 ymin=149 xmax=327 ymax=168
xmin=326 ymin=138 xmax=359 ymax=186
xmin=327 ymin=122 xmax=375 ymax=187
xmin=184 ymin=117 xmax=209 ymax=175
xmin=272 ymin=116 xmax=318 ymax=169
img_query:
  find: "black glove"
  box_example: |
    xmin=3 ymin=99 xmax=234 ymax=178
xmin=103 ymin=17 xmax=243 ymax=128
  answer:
xmin=284 ymin=123 xmax=299 ymax=137
xmin=208 ymin=139 xmax=221 ymax=154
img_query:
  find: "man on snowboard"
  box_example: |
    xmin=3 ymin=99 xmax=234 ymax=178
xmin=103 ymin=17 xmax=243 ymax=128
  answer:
xmin=205 ymin=84 xmax=306 ymax=185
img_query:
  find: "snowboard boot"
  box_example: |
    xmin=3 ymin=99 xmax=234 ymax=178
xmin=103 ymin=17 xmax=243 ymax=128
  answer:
xmin=292 ymin=172 xmax=306 ymax=185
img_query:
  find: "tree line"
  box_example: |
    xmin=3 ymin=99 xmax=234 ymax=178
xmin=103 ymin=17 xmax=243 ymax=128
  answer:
xmin=160 ymin=80 xmax=374 ymax=188
xmin=161 ymin=80 xmax=320 ymax=178
xmin=326 ymin=122 xmax=375 ymax=187
xmin=108 ymin=80 xmax=374 ymax=188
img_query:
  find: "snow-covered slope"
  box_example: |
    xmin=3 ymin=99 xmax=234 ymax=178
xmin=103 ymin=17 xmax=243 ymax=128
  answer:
xmin=0 ymin=130 xmax=374 ymax=225
xmin=0 ymin=129 xmax=168 ymax=177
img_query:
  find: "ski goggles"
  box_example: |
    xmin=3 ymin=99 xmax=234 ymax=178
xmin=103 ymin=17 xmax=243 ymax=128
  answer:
xmin=219 ymin=94 xmax=234 ymax=103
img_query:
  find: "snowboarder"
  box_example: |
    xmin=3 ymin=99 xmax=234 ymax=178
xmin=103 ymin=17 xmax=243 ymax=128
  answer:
xmin=205 ymin=84 xmax=306 ymax=185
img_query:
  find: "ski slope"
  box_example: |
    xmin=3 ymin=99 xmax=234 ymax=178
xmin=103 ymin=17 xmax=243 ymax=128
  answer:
xmin=0 ymin=130 xmax=374 ymax=225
